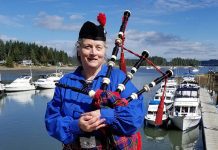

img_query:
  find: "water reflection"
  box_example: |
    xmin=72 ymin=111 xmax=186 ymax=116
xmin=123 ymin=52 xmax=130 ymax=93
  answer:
xmin=6 ymin=90 xmax=36 ymax=105
xmin=168 ymin=126 xmax=199 ymax=150
xmin=0 ymin=97 xmax=6 ymax=114
xmin=143 ymin=126 xmax=168 ymax=141
xmin=36 ymin=89 xmax=54 ymax=100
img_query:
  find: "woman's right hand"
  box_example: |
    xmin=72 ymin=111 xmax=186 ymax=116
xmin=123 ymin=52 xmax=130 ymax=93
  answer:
xmin=78 ymin=111 xmax=106 ymax=132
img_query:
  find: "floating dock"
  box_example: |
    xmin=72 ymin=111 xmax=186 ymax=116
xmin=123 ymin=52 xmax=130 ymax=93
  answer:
xmin=200 ymin=88 xmax=218 ymax=150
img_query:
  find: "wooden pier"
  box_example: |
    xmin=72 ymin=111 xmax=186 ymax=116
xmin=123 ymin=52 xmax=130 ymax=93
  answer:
xmin=200 ymin=88 xmax=218 ymax=150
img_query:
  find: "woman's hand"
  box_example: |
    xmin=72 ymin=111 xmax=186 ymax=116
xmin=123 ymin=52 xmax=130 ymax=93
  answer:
xmin=78 ymin=109 xmax=106 ymax=132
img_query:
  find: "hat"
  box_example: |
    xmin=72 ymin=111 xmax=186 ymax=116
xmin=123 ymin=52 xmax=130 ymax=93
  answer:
xmin=78 ymin=13 xmax=106 ymax=41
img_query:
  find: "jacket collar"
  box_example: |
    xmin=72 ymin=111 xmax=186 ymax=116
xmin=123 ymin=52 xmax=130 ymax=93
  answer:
xmin=69 ymin=64 xmax=107 ymax=81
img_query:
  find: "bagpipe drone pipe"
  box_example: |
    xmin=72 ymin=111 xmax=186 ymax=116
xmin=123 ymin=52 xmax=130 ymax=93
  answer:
xmin=56 ymin=10 xmax=173 ymax=126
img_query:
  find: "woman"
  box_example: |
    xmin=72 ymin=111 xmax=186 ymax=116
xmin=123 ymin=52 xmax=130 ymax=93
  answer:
xmin=45 ymin=19 xmax=146 ymax=150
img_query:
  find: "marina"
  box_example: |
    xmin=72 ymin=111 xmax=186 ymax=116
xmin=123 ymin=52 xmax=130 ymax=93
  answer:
xmin=0 ymin=66 xmax=216 ymax=149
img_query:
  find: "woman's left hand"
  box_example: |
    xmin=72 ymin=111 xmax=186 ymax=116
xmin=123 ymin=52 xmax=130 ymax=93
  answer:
xmin=79 ymin=109 xmax=106 ymax=132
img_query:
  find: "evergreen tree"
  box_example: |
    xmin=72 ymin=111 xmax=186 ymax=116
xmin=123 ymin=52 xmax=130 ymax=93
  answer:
xmin=5 ymin=56 xmax=14 ymax=67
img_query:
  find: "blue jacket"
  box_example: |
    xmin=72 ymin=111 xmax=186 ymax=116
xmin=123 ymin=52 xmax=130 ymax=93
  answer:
xmin=45 ymin=64 xmax=146 ymax=144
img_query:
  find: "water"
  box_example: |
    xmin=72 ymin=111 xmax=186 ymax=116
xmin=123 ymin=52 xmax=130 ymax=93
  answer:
xmin=0 ymin=66 xmax=214 ymax=150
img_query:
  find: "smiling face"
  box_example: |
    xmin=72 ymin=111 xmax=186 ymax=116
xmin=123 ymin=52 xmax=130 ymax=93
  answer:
xmin=77 ymin=39 xmax=106 ymax=71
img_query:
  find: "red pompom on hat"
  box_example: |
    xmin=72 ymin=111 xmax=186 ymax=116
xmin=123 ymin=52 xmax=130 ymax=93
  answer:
xmin=97 ymin=13 xmax=106 ymax=27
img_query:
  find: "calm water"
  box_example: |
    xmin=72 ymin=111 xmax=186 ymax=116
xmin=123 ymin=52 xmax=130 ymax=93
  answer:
xmin=1 ymin=66 xmax=216 ymax=150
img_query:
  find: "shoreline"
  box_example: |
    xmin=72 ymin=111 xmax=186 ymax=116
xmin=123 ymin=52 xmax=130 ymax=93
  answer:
xmin=0 ymin=65 xmax=77 ymax=71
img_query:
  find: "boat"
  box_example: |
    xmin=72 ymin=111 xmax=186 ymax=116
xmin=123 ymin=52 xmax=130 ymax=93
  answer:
xmin=182 ymin=74 xmax=195 ymax=82
xmin=4 ymin=75 xmax=36 ymax=92
xmin=145 ymin=100 xmax=168 ymax=126
xmin=169 ymin=87 xmax=201 ymax=131
xmin=34 ymin=72 xmax=63 ymax=89
xmin=154 ymin=91 xmax=174 ymax=110
xmin=191 ymin=67 xmax=199 ymax=73
xmin=0 ymin=73 xmax=5 ymax=97
xmin=180 ymin=77 xmax=199 ymax=89
xmin=157 ymin=77 xmax=178 ymax=94
xmin=0 ymin=83 xmax=5 ymax=98
xmin=146 ymin=66 xmax=154 ymax=69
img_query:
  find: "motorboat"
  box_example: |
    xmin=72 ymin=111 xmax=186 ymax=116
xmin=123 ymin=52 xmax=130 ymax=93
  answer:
xmin=145 ymin=100 xmax=168 ymax=126
xmin=182 ymin=74 xmax=195 ymax=83
xmin=154 ymin=91 xmax=174 ymax=110
xmin=169 ymin=87 xmax=201 ymax=131
xmin=180 ymin=79 xmax=199 ymax=89
xmin=0 ymin=73 xmax=5 ymax=97
xmin=0 ymin=83 xmax=5 ymax=98
xmin=191 ymin=68 xmax=199 ymax=73
xmin=34 ymin=72 xmax=63 ymax=89
xmin=5 ymin=75 xmax=35 ymax=92
xmin=157 ymin=77 xmax=178 ymax=94
xmin=146 ymin=66 xmax=154 ymax=69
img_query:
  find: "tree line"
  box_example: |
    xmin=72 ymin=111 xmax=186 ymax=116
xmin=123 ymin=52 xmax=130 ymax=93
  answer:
xmin=122 ymin=56 xmax=199 ymax=67
xmin=0 ymin=39 xmax=200 ymax=67
xmin=0 ymin=39 xmax=71 ymax=67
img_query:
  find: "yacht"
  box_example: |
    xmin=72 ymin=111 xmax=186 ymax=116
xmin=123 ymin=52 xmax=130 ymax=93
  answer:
xmin=154 ymin=91 xmax=174 ymax=110
xmin=157 ymin=77 xmax=178 ymax=94
xmin=191 ymin=68 xmax=199 ymax=73
xmin=180 ymin=78 xmax=199 ymax=89
xmin=0 ymin=74 xmax=5 ymax=97
xmin=34 ymin=72 xmax=63 ymax=89
xmin=145 ymin=100 xmax=168 ymax=126
xmin=0 ymin=83 xmax=5 ymax=98
xmin=169 ymin=87 xmax=201 ymax=131
xmin=5 ymin=75 xmax=35 ymax=92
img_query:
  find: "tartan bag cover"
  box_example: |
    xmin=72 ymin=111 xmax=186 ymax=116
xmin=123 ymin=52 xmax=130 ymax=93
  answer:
xmin=93 ymin=90 xmax=141 ymax=150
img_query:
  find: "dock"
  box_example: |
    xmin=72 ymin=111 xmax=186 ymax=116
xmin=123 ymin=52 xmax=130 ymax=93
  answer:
xmin=200 ymin=88 xmax=218 ymax=150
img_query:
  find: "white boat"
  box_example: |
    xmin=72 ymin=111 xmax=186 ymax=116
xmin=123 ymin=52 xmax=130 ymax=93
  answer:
xmin=169 ymin=87 xmax=201 ymax=131
xmin=145 ymin=100 xmax=168 ymax=126
xmin=191 ymin=68 xmax=199 ymax=73
xmin=146 ymin=66 xmax=154 ymax=69
xmin=180 ymin=78 xmax=199 ymax=89
xmin=34 ymin=72 xmax=63 ymax=89
xmin=157 ymin=77 xmax=178 ymax=94
xmin=5 ymin=75 xmax=35 ymax=92
xmin=0 ymin=73 xmax=5 ymax=97
xmin=154 ymin=91 xmax=174 ymax=110
xmin=182 ymin=74 xmax=195 ymax=82
xmin=0 ymin=83 xmax=5 ymax=98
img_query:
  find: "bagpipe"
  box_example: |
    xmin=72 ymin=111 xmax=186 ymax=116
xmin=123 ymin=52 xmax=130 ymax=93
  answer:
xmin=56 ymin=10 xmax=173 ymax=149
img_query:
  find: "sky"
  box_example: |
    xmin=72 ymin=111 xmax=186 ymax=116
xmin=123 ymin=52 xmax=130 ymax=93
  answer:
xmin=0 ymin=0 xmax=218 ymax=61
